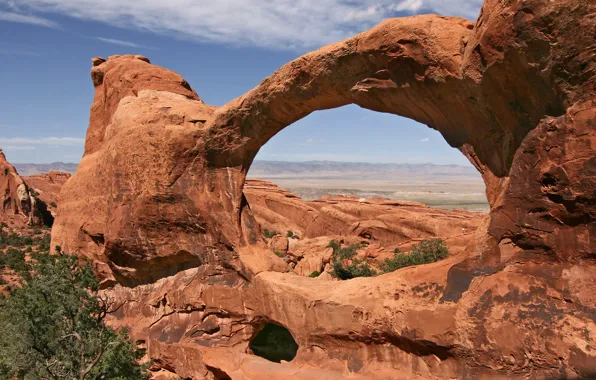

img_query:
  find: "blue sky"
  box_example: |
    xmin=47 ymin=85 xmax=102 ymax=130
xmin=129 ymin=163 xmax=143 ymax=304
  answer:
xmin=0 ymin=0 xmax=483 ymax=165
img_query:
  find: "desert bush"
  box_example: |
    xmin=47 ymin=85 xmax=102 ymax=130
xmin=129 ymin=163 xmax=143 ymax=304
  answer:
xmin=286 ymin=231 xmax=294 ymax=238
xmin=379 ymin=238 xmax=448 ymax=273
xmin=308 ymin=271 xmax=321 ymax=278
xmin=35 ymin=234 xmax=51 ymax=251
xmin=328 ymin=240 xmax=376 ymax=280
xmin=263 ymin=229 xmax=279 ymax=239
xmin=332 ymin=259 xmax=377 ymax=280
xmin=327 ymin=240 xmax=363 ymax=261
xmin=0 ymin=232 xmax=34 ymax=249
xmin=411 ymin=238 xmax=449 ymax=261
xmin=3 ymin=248 xmax=27 ymax=273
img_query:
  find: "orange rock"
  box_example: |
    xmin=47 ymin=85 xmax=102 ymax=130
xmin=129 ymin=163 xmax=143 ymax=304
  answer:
xmin=0 ymin=149 xmax=45 ymax=226
xmin=52 ymin=1 xmax=596 ymax=378
xmin=22 ymin=171 xmax=70 ymax=213
xmin=267 ymin=235 xmax=289 ymax=255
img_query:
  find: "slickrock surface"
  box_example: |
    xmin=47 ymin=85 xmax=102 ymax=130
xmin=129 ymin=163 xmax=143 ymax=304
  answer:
xmin=51 ymin=0 xmax=595 ymax=377
xmin=245 ymin=178 xmax=483 ymax=274
xmin=245 ymin=179 xmax=482 ymax=245
xmin=0 ymin=149 xmax=45 ymax=226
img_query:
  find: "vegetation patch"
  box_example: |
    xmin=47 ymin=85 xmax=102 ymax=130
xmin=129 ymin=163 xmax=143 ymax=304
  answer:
xmin=328 ymin=238 xmax=449 ymax=280
xmin=328 ymin=240 xmax=377 ymax=280
xmin=0 ymin=230 xmax=50 ymax=250
xmin=263 ymin=229 xmax=279 ymax=239
xmin=379 ymin=238 xmax=449 ymax=273
xmin=0 ymin=238 xmax=149 ymax=379
xmin=286 ymin=231 xmax=299 ymax=239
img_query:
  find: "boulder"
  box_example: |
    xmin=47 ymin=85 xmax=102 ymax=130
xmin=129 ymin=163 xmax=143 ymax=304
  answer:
xmin=267 ymin=235 xmax=289 ymax=255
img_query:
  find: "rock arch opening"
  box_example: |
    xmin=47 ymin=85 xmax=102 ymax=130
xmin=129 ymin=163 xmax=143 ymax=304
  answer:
xmin=248 ymin=323 xmax=299 ymax=363
xmin=246 ymin=105 xmax=488 ymax=211
xmin=243 ymin=106 xmax=488 ymax=278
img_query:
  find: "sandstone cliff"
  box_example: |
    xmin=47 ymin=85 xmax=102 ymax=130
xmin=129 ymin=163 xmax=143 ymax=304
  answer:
xmin=0 ymin=149 xmax=47 ymax=226
xmin=51 ymin=0 xmax=596 ymax=378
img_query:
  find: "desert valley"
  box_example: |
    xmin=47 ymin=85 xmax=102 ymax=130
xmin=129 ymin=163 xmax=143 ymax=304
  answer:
xmin=0 ymin=0 xmax=595 ymax=379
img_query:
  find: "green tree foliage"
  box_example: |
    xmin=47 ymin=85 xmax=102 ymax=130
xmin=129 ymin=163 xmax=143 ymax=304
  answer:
xmin=328 ymin=240 xmax=377 ymax=280
xmin=0 ymin=251 xmax=149 ymax=379
xmin=379 ymin=238 xmax=449 ymax=273
xmin=1 ymin=248 xmax=27 ymax=273
xmin=0 ymin=230 xmax=50 ymax=250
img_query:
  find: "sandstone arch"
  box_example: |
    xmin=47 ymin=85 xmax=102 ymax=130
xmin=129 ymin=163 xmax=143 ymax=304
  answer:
xmin=51 ymin=0 xmax=595 ymax=377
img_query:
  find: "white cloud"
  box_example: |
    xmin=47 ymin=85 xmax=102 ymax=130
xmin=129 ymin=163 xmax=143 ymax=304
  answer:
xmin=3 ymin=0 xmax=483 ymax=50
xmin=391 ymin=0 xmax=424 ymax=12
xmin=96 ymin=37 xmax=141 ymax=48
xmin=2 ymin=145 xmax=36 ymax=151
xmin=0 ymin=137 xmax=85 ymax=146
xmin=420 ymin=138 xmax=430 ymax=142
xmin=0 ymin=11 xmax=58 ymax=28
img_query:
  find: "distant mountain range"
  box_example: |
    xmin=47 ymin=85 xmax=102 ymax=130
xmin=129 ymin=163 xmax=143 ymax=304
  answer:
xmin=13 ymin=162 xmax=79 ymax=176
xmin=12 ymin=160 xmax=481 ymax=180
xmin=248 ymin=160 xmax=481 ymax=180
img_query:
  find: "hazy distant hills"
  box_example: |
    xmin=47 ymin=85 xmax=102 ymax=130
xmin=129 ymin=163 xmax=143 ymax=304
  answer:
xmin=13 ymin=160 xmax=481 ymax=179
xmin=13 ymin=162 xmax=79 ymax=176
xmin=11 ymin=160 xmax=487 ymax=211
xmin=248 ymin=160 xmax=481 ymax=180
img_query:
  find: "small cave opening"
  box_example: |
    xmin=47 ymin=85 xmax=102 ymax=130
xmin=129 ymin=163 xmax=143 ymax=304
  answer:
xmin=248 ymin=323 xmax=299 ymax=363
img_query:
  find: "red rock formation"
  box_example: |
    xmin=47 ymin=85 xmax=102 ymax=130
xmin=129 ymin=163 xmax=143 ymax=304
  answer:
xmin=51 ymin=0 xmax=596 ymax=378
xmin=23 ymin=171 xmax=71 ymax=213
xmin=0 ymin=149 xmax=43 ymax=226
xmin=245 ymin=178 xmax=483 ymax=272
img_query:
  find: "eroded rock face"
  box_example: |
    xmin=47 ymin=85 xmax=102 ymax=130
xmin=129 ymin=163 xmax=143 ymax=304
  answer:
xmin=51 ymin=1 xmax=595 ymax=378
xmin=245 ymin=179 xmax=484 ymax=276
xmin=23 ymin=171 xmax=71 ymax=215
xmin=0 ymin=149 xmax=45 ymax=226
xmin=245 ymin=179 xmax=483 ymax=247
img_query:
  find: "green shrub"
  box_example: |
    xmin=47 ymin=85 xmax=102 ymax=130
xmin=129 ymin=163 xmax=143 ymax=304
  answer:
xmin=263 ymin=229 xmax=279 ymax=239
xmin=36 ymin=234 xmax=51 ymax=251
xmin=328 ymin=240 xmax=376 ymax=280
xmin=274 ymin=251 xmax=285 ymax=258
xmin=308 ymin=271 xmax=321 ymax=278
xmin=332 ymin=259 xmax=377 ymax=280
xmin=380 ymin=238 xmax=448 ymax=273
xmin=4 ymin=249 xmax=27 ymax=273
xmin=412 ymin=238 xmax=449 ymax=261
xmin=286 ymin=231 xmax=294 ymax=238
xmin=327 ymin=240 xmax=362 ymax=261
xmin=0 ymin=252 xmax=149 ymax=379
